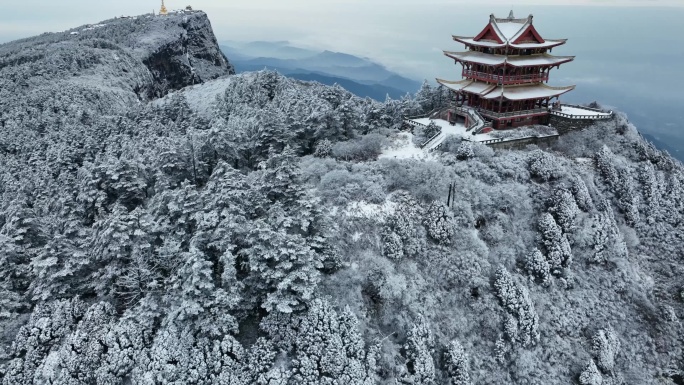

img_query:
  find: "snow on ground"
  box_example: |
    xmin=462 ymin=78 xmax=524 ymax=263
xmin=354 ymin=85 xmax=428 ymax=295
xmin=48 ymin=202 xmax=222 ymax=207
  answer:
xmin=380 ymin=118 xmax=497 ymax=160
xmin=411 ymin=118 xmax=494 ymax=142
xmin=559 ymin=105 xmax=612 ymax=117
xmin=153 ymin=76 xmax=232 ymax=118
xmin=344 ymin=199 xmax=397 ymax=222
xmin=379 ymin=132 xmax=433 ymax=160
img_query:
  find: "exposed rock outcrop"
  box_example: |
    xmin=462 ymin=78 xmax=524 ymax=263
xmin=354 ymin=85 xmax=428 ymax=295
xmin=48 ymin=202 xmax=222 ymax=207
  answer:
xmin=0 ymin=10 xmax=234 ymax=129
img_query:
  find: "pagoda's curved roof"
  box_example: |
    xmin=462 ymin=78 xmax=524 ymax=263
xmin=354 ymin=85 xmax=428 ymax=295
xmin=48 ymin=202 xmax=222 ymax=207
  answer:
xmin=453 ymin=12 xmax=566 ymax=50
xmin=444 ymin=51 xmax=575 ymax=67
xmin=452 ymin=36 xmax=567 ymax=50
xmin=436 ymin=79 xmax=575 ymax=101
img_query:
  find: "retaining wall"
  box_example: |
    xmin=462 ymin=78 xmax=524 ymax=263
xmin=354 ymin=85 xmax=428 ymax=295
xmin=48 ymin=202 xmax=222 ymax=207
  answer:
xmin=549 ymin=115 xmax=600 ymax=134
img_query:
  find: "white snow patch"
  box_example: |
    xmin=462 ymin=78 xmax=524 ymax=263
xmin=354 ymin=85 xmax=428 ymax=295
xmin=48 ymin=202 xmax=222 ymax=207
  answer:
xmin=559 ymin=105 xmax=612 ymax=117
xmin=415 ymin=118 xmax=494 ymax=142
xmin=379 ymin=132 xmax=433 ymax=160
xmin=344 ymin=200 xmax=397 ymax=221
xmin=152 ymin=76 xmax=232 ymax=118
xmin=381 ymin=118 xmax=494 ymax=160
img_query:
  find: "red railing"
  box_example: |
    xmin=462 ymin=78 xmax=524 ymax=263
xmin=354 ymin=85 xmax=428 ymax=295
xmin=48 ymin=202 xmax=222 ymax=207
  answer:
xmin=462 ymin=70 xmax=549 ymax=85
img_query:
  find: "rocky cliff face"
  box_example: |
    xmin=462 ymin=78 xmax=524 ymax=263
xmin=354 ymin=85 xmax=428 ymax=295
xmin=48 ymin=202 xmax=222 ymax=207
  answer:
xmin=0 ymin=10 xmax=233 ymax=128
xmin=130 ymin=11 xmax=235 ymax=98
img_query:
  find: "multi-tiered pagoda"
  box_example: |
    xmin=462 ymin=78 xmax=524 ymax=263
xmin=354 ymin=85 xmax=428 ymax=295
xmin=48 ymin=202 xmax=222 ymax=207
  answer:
xmin=438 ymin=11 xmax=575 ymax=129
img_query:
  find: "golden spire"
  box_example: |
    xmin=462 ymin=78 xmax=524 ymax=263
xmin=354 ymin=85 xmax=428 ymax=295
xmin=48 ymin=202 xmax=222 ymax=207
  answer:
xmin=160 ymin=0 xmax=168 ymax=15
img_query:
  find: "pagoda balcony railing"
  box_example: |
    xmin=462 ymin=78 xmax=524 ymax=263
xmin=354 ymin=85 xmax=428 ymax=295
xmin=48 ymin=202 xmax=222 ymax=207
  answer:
xmin=476 ymin=107 xmax=549 ymax=119
xmin=462 ymin=70 xmax=549 ymax=85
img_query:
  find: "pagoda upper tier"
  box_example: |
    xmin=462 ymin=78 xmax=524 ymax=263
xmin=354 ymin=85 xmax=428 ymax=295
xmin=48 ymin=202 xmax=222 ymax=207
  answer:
xmin=453 ymin=12 xmax=567 ymax=54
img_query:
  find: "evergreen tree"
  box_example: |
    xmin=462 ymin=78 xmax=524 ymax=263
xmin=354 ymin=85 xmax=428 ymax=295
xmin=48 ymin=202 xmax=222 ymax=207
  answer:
xmin=400 ymin=321 xmax=436 ymax=385
xmin=548 ymin=188 xmax=580 ymax=234
xmin=49 ymin=302 xmax=116 ymax=385
xmin=415 ymin=80 xmax=435 ymax=113
xmin=593 ymin=328 xmax=620 ymax=374
xmin=493 ymin=266 xmax=540 ymax=347
xmin=444 ymin=340 xmax=472 ymax=385
xmin=164 ymin=244 xmax=239 ymax=335
xmin=538 ymin=213 xmax=573 ymax=273
xmin=579 ymin=360 xmax=603 ymax=385
xmin=571 ymin=176 xmax=594 ymax=212
xmin=423 ymin=201 xmax=455 ymax=245
xmin=3 ymin=298 xmax=86 ymax=385
xmin=524 ymin=248 xmax=551 ymax=286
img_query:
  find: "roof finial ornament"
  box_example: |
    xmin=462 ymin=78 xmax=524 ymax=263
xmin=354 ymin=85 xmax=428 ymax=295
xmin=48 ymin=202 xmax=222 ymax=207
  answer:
xmin=508 ymin=10 xmax=515 ymax=20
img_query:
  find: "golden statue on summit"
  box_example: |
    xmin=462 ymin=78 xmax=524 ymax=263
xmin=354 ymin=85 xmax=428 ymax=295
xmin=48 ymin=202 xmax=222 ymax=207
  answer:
xmin=159 ymin=0 xmax=168 ymax=15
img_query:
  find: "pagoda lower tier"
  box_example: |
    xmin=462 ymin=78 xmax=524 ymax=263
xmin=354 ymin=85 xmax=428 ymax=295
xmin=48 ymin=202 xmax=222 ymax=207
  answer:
xmin=437 ymin=79 xmax=575 ymax=129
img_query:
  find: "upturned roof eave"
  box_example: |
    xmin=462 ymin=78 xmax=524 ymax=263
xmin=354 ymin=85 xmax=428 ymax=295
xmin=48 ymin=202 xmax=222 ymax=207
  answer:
xmin=444 ymin=51 xmax=575 ymax=67
xmin=452 ymin=35 xmax=567 ymax=49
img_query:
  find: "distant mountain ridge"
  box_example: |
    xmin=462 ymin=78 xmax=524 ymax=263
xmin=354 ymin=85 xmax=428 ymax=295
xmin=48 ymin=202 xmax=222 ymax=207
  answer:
xmin=221 ymin=40 xmax=422 ymax=100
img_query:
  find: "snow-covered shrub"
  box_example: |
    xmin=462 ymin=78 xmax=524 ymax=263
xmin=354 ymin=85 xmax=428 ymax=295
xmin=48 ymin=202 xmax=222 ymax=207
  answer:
xmin=528 ymin=150 xmax=562 ymax=181
xmin=314 ymin=139 xmax=333 ymax=157
xmin=332 ymin=133 xmax=386 ymax=161
xmin=382 ymin=159 xmax=449 ymax=202
xmin=390 ymin=190 xmax=425 ymax=219
xmin=382 ymin=227 xmax=404 ymax=260
xmin=450 ymin=200 xmax=475 ymax=228
xmin=318 ymin=168 xmax=385 ymax=205
xmin=423 ymin=201 xmax=455 ymax=244
xmin=456 ymin=141 xmax=475 ymax=160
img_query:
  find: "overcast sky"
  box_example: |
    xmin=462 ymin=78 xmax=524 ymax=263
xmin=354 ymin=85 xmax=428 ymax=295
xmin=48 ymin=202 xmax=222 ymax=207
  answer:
xmin=1 ymin=1 xmax=682 ymax=72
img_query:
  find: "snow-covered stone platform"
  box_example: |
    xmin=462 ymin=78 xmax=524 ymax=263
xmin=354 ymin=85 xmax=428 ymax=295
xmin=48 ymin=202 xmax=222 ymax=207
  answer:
xmin=550 ymin=104 xmax=613 ymax=120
